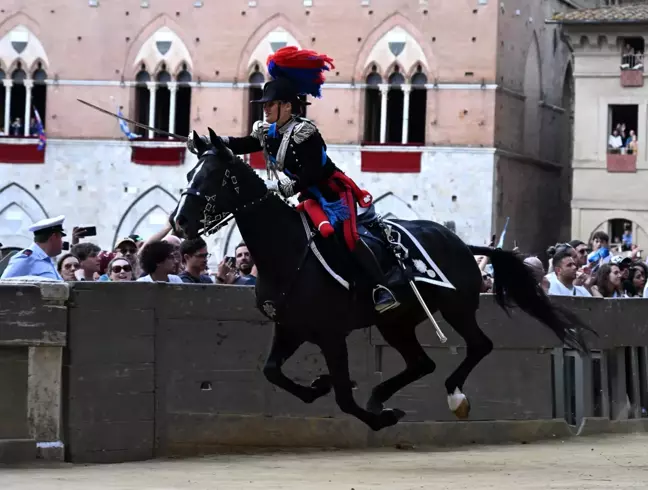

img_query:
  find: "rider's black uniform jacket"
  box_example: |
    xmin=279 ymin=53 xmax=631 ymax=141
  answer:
xmin=221 ymin=117 xmax=340 ymax=202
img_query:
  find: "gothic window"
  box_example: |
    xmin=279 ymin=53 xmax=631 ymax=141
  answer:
xmin=409 ymin=65 xmax=427 ymax=145
xmin=154 ymin=64 xmax=172 ymax=134
xmin=386 ymin=67 xmax=405 ymax=144
xmin=175 ymin=63 xmax=192 ymax=138
xmin=363 ymin=65 xmax=382 ymax=143
xmin=0 ymin=68 xmax=5 ymax=134
xmin=134 ymin=65 xmax=151 ymax=138
xmin=248 ymin=64 xmax=265 ymax=134
xmin=10 ymin=64 xmax=26 ymax=134
xmin=32 ymin=62 xmax=47 ymax=129
xmin=132 ymin=27 xmax=194 ymax=139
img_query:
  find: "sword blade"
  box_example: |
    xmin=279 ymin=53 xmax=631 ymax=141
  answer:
xmin=76 ymin=98 xmax=188 ymax=141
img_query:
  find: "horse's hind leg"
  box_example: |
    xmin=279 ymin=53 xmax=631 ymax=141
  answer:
xmin=320 ymin=336 xmax=406 ymax=431
xmin=441 ymin=307 xmax=494 ymax=419
xmin=263 ymin=323 xmax=333 ymax=404
xmin=365 ymin=319 xmax=436 ymax=414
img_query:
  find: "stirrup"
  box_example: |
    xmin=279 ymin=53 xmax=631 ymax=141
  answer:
xmin=372 ymin=285 xmax=400 ymax=313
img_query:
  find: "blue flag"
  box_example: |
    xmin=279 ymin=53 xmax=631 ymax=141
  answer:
xmin=33 ymin=107 xmax=46 ymax=151
xmin=118 ymin=108 xmax=140 ymax=140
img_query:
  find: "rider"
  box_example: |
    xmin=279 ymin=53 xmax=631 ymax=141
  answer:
xmin=199 ymin=46 xmax=398 ymax=314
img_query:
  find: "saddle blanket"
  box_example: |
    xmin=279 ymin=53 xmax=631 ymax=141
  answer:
xmin=298 ymin=211 xmax=455 ymax=291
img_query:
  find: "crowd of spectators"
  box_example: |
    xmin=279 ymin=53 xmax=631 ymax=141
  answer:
xmin=477 ymin=227 xmax=648 ymax=299
xmin=42 ymin=216 xmax=258 ymax=286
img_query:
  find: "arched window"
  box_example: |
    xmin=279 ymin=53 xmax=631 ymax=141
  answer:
xmin=409 ymin=65 xmax=428 ymax=145
xmin=0 ymin=68 xmax=5 ymax=135
xmin=386 ymin=68 xmax=405 ymax=143
xmin=10 ymin=63 xmax=27 ymax=136
xmin=248 ymin=65 xmax=265 ymax=134
xmin=154 ymin=65 xmax=172 ymax=134
xmin=31 ymin=62 xmax=47 ymax=132
xmin=134 ymin=65 xmax=151 ymax=138
xmin=175 ymin=64 xmax=192 ymax=138
xmin=363 ymin=65 xmax=382 ymax=143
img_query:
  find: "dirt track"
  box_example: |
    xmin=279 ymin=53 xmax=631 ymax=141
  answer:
xmin=3 ymin=434 xmax=647 ymax=489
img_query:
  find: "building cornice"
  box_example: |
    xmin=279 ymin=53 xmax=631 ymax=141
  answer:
xmin=39 ymin=79 xmax=498 ymax=91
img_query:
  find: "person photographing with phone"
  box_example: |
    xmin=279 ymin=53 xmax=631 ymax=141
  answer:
xmin=215 ymin=242 xmax=256 ymax=285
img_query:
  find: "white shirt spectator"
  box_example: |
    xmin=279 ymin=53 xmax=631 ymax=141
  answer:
xmin=137 ymin=274 xmax=183 ymax=283
xmin=548 ymin=279 xmax=592 ymax=297
xmin=608 ymin=133 xmax=623 ymax=149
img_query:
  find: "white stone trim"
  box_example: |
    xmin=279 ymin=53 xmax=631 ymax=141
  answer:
xmin=45 ymin=79 xmax=498 ymax=90
xmin=0 ymin=137 xmax=40 ymax=145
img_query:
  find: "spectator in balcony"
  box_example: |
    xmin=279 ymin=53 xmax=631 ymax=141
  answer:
xmin=626 ymin=130 xmax=638 ymax=155
xmin=106 ymin=256 xmax=134 ymax=282
xmin=179 ymin=237 xmax=214 ymax=284
xmin=547 ymin=249 xmax=592 ymax=297
xmin=137 ymin=240 xmax=183 ymax=283
xmin=9 ymin=117 xmax=22 ymax=136
xmin=70 ymin=242 xmax=102 ymax=281
xmin=57 ymin=253 xmax=80 ymax=282
xmin=621 ymin=223 xmax=633 ymax=251
xmin=590 ymin=263 xmax=624 ymax=298
xmin=623 ymin=264 xmax=646 ymax=298
xmin=608 ymin=129 xmax=623 ymax=153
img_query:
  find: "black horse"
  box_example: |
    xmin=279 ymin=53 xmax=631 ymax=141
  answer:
xmin=173 ymin=129 xmax=591 ymax=431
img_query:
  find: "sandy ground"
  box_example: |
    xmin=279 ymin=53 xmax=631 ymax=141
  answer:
xmin=2 ymin=434 xmax=648 ymax=490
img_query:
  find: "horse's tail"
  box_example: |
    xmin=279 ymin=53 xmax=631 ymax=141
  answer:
xmin=468 ymin=246 xmax=595 ymax=355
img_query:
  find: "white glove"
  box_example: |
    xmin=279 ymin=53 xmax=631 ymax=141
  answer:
xmin=265 ymin=180 xmax=280 ymax=193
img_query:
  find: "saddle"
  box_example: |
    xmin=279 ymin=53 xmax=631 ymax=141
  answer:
xmin=297 ymin=204 xmax=456 ymax=294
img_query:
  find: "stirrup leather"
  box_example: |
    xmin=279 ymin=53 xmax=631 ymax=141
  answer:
xmin=372 ymin=285 xmax=400 ymax=313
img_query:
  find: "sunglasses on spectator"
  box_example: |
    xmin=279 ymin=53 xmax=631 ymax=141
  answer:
xmin=111 ymin=264 xmax=132 ymax=273
xmin=64 ymin=262 xmax=80 ymax=270
xmin=194 ymin=253 xmax=211 ymax=259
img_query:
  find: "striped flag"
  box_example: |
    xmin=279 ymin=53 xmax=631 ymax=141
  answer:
xmin=33 ymin=107 xmax=46 ymax=151
xmin=117 ymin=107 xmax=140 ymax=140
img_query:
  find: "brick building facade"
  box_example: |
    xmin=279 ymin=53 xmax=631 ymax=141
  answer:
xmin=0 ymin=0 xmax=591 ymax=259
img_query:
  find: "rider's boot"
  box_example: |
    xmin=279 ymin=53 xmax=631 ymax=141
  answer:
xmin=352 ymin=239 xmax=399 ymax=313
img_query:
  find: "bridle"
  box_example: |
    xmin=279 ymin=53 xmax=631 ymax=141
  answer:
xmin=180 ymin=169 xmax=273 ymax=237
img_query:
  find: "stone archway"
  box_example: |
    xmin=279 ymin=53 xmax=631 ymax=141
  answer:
xmin=113 ymin=186 xmax=178 ymax=248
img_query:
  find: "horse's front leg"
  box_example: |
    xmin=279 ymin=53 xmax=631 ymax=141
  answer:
xmin=263 ymin=323 xmax=333 ymax=403
xmin=320 ymin=337 xmax=405 ymax=431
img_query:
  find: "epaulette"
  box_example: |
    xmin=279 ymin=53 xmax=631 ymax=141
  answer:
xmin=292 ymin=119 xmax=317 ymax=144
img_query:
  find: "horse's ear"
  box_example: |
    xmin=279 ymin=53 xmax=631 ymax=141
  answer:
xmin=208 ymin=127 xmax=226 ymax=150
xmin=192 ymin=130 xmax=207 ymax=154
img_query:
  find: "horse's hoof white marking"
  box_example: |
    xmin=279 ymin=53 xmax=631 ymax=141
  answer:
xmin=448 ymin=387 xmax=470 ymax=419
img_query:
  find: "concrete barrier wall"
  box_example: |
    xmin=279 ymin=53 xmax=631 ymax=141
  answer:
xmin=3 ymin=282 xmax=648 ymax=463
xmin=0 ymin=283 xmax=68 ymax=462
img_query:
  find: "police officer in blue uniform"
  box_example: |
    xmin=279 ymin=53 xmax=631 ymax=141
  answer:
xmin=1 ymin=215 xmax=67 ymax=280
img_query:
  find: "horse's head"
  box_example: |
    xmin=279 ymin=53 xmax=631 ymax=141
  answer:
xmin=173 ymin=128 xmax=267 ymax=239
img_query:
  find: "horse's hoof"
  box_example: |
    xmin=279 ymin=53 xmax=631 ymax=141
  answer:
xmin=366 ymin=396 xmax=384 ymax=414
xmin=310 ymin=374 xmax=333 ymax=393
xmin=448 ymin=388 xmax=470 ymax=419
xmin=375 ymin=408 xmax=406 ymax=430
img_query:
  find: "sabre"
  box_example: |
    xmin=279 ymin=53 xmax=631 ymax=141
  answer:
xmin=407 ymin=275 xmax=448 ymax=343
xmin=76 ymin=99 xmax=189 ymax=141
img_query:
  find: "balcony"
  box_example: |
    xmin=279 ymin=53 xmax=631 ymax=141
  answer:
xmin=620 ymin=51 xmax=644 ymax=88
xmin=607 ymin=151 xmax=637 ymax=173
xmin=0 ymin=136 xmax=45 ymax=164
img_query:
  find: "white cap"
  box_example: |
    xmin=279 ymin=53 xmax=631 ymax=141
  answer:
xmin=28 ymin=215 xmax=66 ymax=235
